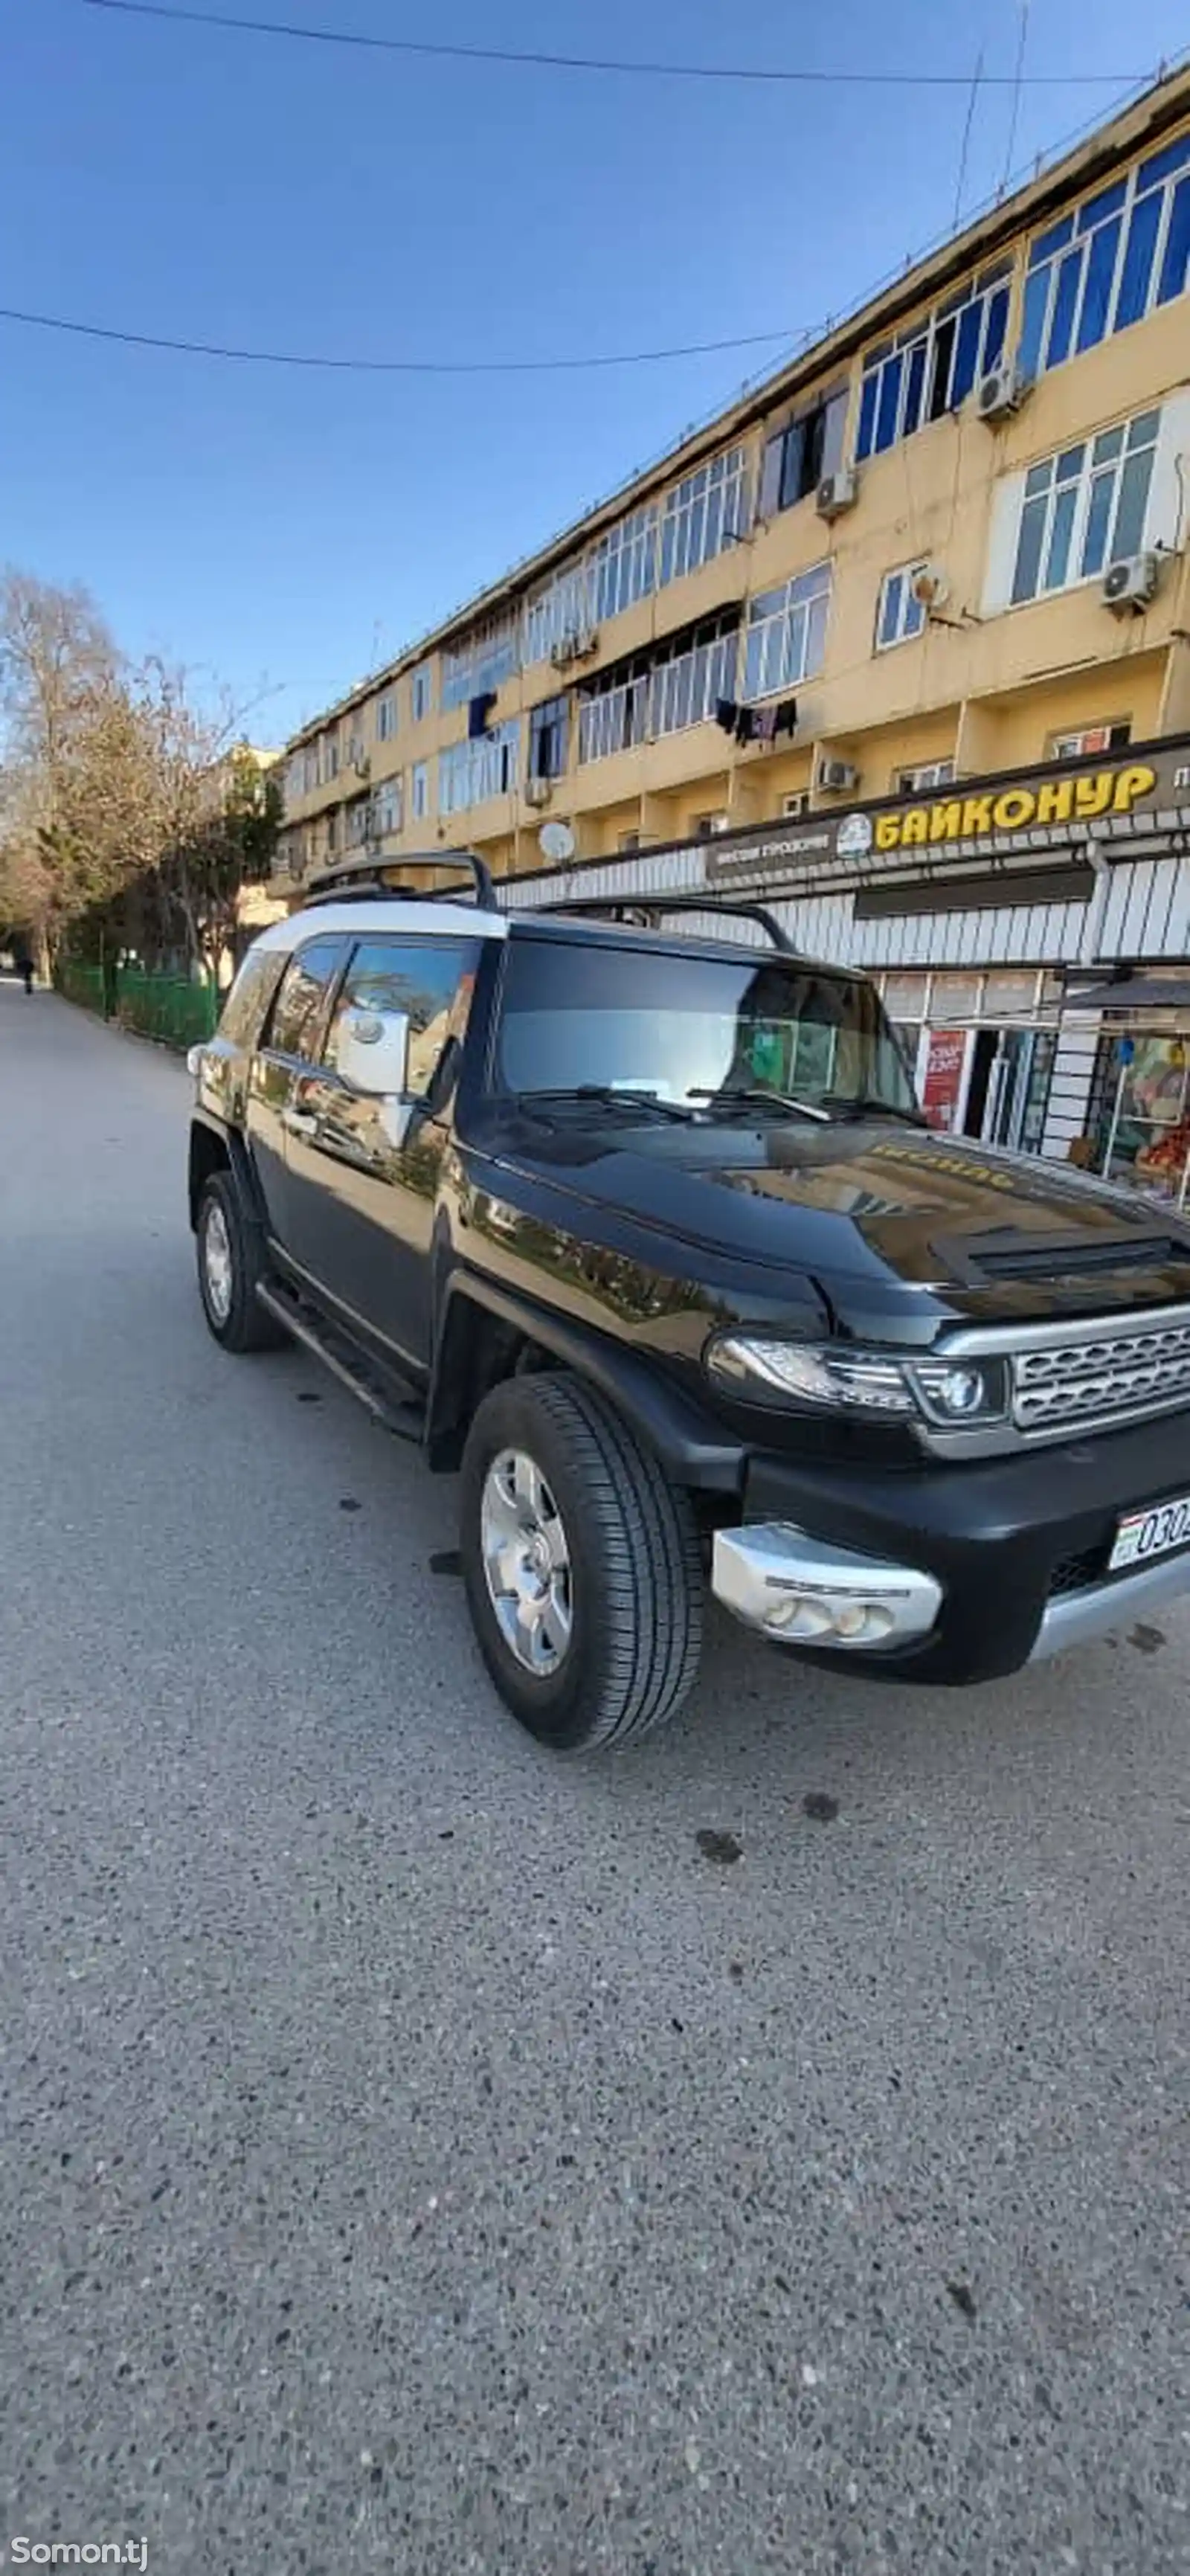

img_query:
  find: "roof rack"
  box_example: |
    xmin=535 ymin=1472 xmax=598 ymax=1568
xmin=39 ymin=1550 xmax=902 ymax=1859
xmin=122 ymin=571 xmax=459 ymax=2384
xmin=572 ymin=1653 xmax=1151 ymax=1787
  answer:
xmin=517 ymin=891 xmax=800 ymax=957
xmin=303 ymin=848 xmax=498 ymax=911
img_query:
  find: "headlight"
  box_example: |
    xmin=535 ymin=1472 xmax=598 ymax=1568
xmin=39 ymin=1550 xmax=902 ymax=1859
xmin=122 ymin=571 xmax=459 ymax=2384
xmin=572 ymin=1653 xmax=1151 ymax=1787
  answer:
xmin=706 ymin=1334 xmax=1009 ymax=1430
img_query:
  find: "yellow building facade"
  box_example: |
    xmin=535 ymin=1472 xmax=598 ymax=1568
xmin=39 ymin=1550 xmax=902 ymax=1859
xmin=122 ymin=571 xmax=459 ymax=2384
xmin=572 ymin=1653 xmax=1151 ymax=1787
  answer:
xmin=276 ymin=68 xmax=1190 ymax=896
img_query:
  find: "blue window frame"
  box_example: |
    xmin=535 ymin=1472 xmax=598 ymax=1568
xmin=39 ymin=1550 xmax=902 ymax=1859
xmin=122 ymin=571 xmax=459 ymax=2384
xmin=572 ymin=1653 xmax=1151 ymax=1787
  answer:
xmin=1022 ymin=127 xmax=1190 ymax=379
xmin=856 ymin=262 xmax=1012 ymax=459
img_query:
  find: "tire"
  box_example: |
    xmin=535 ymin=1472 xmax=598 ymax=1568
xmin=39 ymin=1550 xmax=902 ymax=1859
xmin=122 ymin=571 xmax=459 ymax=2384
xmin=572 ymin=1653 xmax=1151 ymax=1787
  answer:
xmin=196 ymin=1172 xmax=286 ymax=1354
xmin=459 ymin=1370 xmax=703 ymax=1752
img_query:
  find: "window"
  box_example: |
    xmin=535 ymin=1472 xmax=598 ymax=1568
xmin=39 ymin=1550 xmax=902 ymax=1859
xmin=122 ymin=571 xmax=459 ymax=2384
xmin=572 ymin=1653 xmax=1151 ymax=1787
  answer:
xmin=660 ymin=448 xmax=749 ymax=583
xmin=302 ymin=744 xmax=319 ymax=794
xmin=322 ymin=729 xmax=340 ymax=783
xmin=578 ymin=659 xmax=650 ymax=764
xmin=411 ymin=759 xmax=429 ymax=822
xmin=529 ymin=694 xmax=569 ymax=782
xmin=439 ymin=719 xmax=519 ymax=814
xmin=345 ymin=795 xmax=370 ymax=848
xmin=493 ymin=938 xmax=915 ymax=1118
xmin=376 ymin=693 xmax=396 ymax=742
xmin=856 ymin=263 xmax=1012 ymax=459
xmin=1050 ymin=722 xmax=1131 ymax=759
xmin=649 ymin=614 xmax=739 ymax=739
xmin=781 ymin=791 xmax=809 ymax=818
xmin=522 ymin=560 xmax=599 ymax=665
xmin=895 ymin=759 xmax=955 ymax=793
xmin=592 ymin=504 xmax=658 ymax=621
xmin=217 ymin=949 xmax=286 ymax=1048
xmin=324 ymin=808 xmax=341 ymax=856
xmin=410 ymin=663 xmax=433 ymax=724
xmin=576 ymin=615 xmax=739 ymax=765
xmin=266 ymin=937 xmax=347 ymax=1060
xmin=759 ymin=390 xmax=848 ymax=515
xmin=374 ymin=777 xmax=402 ymax=838
xmin=324 ymin=936 xmax=479 ymax=1099
xmin=743 ymin=563 xmax=832 ymax=700
xmin=1010 ymin=408 xmax=1159 ymax=604
xmin=1019 ymin=132 xmax=1190 ymax=382
xmin=283 ymin=751 xmax=306 ymax=807
xmin=695 ymin=812 xmax=731 ymax=838
xmin=442 ymin=620 xmax=518 ymax=711
xmin=876 ymin=563 xmax=928 ymax=650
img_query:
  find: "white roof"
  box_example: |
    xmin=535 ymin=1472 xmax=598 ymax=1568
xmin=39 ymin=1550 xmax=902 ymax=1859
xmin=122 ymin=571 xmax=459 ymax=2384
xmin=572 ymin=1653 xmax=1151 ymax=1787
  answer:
xmin=253 ymin=899 xmax=509 ymax=953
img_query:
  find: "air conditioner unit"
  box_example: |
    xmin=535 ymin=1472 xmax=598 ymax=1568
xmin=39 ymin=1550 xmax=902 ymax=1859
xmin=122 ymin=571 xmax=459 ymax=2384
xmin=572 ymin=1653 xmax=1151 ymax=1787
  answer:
xmin=977 ymin=362 xmax=1026 ymax=424
xmin=909 ymin=564 xmax=950 ymax=614
xmin=350 ymin=748 xmax=371 ymax=780
xmin=524 ymin=777 xmax=552 ymax=808
xmin=817 ymin=756 xmax=860 ymax=794
xmin=550 ymin=625 xmax=599 ymax=669
xmin=1102 ymin=552 xmax=1160 ymax=615
xmin=817 ymin=466 xmax=858 ymax=521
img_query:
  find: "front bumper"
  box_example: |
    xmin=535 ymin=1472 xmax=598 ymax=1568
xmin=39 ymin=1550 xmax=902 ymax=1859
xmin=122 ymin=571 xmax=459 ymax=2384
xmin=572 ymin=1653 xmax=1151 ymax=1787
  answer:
xmin=710 ymin=1406 xmax=1190 ymax=1684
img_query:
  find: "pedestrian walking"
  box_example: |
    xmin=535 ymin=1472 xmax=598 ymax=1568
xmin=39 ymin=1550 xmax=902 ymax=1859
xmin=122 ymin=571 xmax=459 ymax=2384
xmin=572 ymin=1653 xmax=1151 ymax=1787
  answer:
xmin=12 ymin=940 xmax=35 ymax=997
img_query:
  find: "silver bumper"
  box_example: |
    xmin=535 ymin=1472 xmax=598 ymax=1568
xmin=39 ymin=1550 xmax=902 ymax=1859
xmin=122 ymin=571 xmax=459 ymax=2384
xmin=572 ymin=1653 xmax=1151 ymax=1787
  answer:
xmin=1028 ymin=1547 xmax=1190 ymax=1661
xmin=711 ymin=1523 xmax=942 ymax=1652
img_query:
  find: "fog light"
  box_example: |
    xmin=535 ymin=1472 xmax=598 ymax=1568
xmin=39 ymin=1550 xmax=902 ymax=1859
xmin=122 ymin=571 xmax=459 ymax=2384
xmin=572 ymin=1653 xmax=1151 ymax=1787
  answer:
xmin=765 ymin=1593 xmax=834 ymax=1638
xmin=834 ymin=1600 xmax=873 ymax=1638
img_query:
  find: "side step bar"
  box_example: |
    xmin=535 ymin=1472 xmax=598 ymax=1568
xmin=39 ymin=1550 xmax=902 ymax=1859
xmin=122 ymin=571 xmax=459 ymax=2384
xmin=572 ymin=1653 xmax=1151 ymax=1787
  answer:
xmin=257 ymin=1282 xmax=425 ymax=1445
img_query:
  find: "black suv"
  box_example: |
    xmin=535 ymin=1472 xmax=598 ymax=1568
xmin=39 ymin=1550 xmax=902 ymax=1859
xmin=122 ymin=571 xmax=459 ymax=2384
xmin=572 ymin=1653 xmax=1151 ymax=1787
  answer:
xmin=189 ymin=852 xmax=1190 ymax=1751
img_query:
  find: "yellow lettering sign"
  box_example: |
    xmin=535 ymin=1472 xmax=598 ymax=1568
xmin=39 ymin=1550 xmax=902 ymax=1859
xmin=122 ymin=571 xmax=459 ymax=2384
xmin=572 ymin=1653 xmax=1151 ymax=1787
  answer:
xmin=929 ymin=800 xmax=963 ymax=843
xmin=1075 ymin=771 xmax=1113 ymax=818
xmin=1035 ymin=777 xmax=1075 ymax=826
xmin=1112 ymin=762 xmax=1157 ymax=812
xmin=900 ymin=806 xmax=930 ymax=846
xmin=875 ymin=812 xmax=901 ymax=850
xmin=993 ymin=787 xmax=1037 ymax=831
xmin=962 ymin=796 xmax=994 ymax=835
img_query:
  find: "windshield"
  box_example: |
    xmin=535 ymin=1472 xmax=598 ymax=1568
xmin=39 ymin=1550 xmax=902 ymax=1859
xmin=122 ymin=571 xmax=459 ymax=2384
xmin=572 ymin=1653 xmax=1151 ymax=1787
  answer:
xmin=496 ymin=935 xmax=917 ymax=1117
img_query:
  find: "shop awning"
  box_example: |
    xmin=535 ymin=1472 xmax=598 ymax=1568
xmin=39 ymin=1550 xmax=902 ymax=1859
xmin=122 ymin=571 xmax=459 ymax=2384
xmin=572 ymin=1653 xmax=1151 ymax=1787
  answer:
xmin=1064 ymin=976 xmax=1190 ymax=1011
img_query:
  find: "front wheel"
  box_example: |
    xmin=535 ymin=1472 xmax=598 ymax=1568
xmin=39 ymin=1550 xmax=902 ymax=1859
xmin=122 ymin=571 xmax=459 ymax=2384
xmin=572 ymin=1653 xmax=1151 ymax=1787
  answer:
xmin=196 ymin=1172 xmax=286 ymax=1354
xmin=459 ymin=1372 xmax=703 ymax=1752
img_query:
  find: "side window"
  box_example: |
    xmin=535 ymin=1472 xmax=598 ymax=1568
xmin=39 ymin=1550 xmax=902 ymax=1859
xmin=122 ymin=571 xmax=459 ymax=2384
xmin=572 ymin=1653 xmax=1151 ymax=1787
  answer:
xmin=325 ymin=937 xmax=479 ymax=1099
xmin=217 ymin=948 xmax=286 ymax=1047
xmin=266 ymin=937 xmax=347 ymax=1060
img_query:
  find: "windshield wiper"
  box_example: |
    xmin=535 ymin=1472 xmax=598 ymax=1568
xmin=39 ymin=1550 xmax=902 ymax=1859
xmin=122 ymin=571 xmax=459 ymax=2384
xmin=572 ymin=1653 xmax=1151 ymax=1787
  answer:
xmin=515 ymin=1085 xmax=692 ymax=1124
xmin=827 ymin=1095 xmax=927 ymax=1128
xmin=688 ymin=1086 xmax=832 ymax=1125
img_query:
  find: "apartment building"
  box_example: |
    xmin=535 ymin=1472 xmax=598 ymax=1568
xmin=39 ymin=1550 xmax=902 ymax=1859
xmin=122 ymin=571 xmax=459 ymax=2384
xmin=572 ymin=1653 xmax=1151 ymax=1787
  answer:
xmin=276 ymin=65 xmax=1190 ymax=1182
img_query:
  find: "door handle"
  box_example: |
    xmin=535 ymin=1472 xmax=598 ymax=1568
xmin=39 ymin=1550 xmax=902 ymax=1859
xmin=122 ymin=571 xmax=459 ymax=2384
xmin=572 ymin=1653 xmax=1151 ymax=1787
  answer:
xmin=283 ymin=1107 xmax=318 ymax=1138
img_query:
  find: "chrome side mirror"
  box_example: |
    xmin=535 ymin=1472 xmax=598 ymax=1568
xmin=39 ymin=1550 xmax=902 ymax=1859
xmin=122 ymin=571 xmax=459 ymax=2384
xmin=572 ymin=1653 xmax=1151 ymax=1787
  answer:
xmin=337 ymin=1006 xmax=410 ymax=1098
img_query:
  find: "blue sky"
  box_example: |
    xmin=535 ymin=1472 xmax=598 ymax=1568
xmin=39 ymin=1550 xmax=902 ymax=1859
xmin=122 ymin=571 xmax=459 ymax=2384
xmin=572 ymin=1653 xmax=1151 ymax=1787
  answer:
xmin=2 ymin=0 xmax=1188 ymax=738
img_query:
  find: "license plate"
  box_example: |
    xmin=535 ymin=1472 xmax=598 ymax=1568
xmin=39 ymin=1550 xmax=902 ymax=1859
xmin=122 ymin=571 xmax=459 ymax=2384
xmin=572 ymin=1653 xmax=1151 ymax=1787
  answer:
xmin=1110 ymin=1491 xmax=1190 ymax=1572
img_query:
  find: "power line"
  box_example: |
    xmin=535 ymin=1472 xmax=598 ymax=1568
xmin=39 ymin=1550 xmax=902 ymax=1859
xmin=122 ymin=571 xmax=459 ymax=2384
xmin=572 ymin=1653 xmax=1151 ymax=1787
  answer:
xmin=0 ymin=302 xmax=805 ymax=373
xmin=80 ymin=0 xmax=1148 ymax=89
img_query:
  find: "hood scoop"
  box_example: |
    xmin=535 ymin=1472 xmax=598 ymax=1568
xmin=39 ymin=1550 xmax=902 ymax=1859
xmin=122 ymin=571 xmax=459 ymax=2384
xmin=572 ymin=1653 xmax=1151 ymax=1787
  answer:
xmin=936 ymin=1226 xmax=1189 ymax=1288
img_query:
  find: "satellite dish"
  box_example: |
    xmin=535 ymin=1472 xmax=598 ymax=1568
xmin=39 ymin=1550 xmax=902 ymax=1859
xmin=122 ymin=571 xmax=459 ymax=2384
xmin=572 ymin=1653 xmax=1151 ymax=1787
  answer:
xmin=538 ymin=820 xmax=576 ymax=864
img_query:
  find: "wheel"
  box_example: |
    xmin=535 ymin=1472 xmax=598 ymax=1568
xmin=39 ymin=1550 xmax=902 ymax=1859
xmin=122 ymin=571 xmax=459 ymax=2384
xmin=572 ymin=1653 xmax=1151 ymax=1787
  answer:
xmin=459 ymin=1371 xmax=704 ymax=1752
xmin=196 ymin=1172 xmax=286 ymax=1354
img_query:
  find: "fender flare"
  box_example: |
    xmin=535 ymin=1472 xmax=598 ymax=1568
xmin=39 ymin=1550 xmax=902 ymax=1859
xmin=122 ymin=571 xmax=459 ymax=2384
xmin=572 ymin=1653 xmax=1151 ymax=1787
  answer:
xmin=430 ymin=1269 xmax=743 ymax=1493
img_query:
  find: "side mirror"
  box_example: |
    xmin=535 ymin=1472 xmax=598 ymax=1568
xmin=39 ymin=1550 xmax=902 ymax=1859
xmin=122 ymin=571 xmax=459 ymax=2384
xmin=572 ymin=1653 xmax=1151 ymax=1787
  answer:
xmin=337 ymin=1006 xmax=410 ymax=1098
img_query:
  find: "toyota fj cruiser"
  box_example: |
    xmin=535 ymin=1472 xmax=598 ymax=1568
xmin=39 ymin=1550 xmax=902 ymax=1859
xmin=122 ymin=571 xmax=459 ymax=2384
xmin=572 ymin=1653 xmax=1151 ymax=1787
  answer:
xmin=187 ymin=851 xmax=1190 ymax=1750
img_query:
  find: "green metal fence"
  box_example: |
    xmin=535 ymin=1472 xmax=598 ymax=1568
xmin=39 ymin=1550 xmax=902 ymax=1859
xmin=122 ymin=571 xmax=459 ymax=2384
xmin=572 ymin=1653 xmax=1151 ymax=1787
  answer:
xmin=55 ymin=959 xmax=219 ymax=1051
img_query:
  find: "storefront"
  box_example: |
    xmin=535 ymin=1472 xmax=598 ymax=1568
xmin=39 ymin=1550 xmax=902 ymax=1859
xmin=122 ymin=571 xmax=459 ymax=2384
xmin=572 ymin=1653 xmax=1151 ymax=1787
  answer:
xmin=506 ymin=731 xmax=1190 ymax=1167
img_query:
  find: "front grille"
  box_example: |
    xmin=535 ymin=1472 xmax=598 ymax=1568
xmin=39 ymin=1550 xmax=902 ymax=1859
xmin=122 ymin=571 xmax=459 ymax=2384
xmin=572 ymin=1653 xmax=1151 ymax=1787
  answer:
xmin=1013 ymin=1311 xmax=1190 ymax=1435
xmin=1046 ymin=1546 xmax=1108 ymax=1599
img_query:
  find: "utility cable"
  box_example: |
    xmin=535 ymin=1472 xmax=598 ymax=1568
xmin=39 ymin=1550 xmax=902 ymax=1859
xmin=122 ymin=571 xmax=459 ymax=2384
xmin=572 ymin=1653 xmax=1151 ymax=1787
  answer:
xmin=79 ymin=0 xmax=1148 ymax=89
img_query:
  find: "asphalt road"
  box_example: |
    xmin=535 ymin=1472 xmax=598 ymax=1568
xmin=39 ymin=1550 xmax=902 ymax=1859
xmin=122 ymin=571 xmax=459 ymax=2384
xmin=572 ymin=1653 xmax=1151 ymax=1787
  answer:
xmin=1 ymin=980 xmax=1188 ymax=2576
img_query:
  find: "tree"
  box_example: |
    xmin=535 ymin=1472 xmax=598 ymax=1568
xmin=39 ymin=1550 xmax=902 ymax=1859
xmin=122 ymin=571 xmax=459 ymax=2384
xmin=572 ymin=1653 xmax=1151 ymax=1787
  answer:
xmin=0 ymin=567 xmax=282 ymax=974
xmin=0 ymin=571 xmax=121 ymax=955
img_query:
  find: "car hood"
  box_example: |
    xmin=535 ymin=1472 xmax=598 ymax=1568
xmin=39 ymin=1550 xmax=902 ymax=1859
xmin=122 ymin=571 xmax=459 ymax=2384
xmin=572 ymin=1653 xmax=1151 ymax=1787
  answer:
xmin=495 ymin=1113 xmax=1190 ymax=1328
